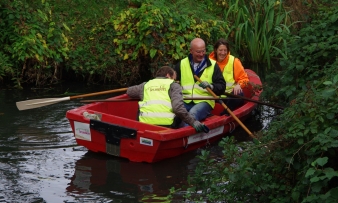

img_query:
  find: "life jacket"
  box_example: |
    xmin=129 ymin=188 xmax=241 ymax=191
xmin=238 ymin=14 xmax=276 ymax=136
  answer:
xmin=138 ymin=78 xmax=175 ymax=125
xmin=222 ymin=55 xmax=236 ymax=93
xmin=180 ymin=57 xmax=216 ymax=108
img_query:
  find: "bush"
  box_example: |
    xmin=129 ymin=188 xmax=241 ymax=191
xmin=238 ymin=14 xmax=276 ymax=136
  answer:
xmin=0 ymin=0 xmax=70 ymax=88
xmin=178 ymin=2 xmax=338 ymax=202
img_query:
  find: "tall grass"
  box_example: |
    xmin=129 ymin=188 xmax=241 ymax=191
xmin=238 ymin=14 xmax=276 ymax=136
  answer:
xmin=223 ymin=0 xmax=294 ymax=73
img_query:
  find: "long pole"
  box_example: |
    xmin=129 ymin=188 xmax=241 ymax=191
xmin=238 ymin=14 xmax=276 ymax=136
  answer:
xmin=193 ymin=75 xmax=255 ymax=139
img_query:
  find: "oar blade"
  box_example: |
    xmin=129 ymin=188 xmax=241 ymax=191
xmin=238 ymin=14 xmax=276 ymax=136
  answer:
xmin=16 ymin=97 xmax=70 ymax=111
xmin=15 ymin=87 xmax=128 ymax=111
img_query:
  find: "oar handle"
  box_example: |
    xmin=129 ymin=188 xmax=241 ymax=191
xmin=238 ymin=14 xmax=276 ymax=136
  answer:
xmin=81 ymin=97 xmax=225 ymax=103
xmin=81 ymin=98 xmax=139 ymax=102
xmin=194 ymin=75 xmax=255 ymax=139
xmin=70 ymin=88 xmax=128 ymax=99
xmin=223 ymin=92 xmax=284 ymax=109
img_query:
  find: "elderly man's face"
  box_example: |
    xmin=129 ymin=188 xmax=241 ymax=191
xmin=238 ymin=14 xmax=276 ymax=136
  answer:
xmin=190 ymin=40 xmax=206 ymax=63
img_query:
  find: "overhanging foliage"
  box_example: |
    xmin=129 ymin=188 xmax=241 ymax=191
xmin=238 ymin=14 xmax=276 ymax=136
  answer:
xmin=179 ymin=2 xmax=338 ymax=202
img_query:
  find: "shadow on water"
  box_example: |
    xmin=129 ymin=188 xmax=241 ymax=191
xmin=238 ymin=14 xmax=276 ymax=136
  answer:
xmin=0 ymin=84 xmax=276 ymax=202
xmin=66 ymin=149 xmax=201 ymax=202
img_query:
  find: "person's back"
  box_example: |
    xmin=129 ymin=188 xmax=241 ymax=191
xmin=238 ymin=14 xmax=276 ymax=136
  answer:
xmin=127 ymin=66 xmax=207 ymax=132
xmin=139 ymin=77 xmax=175 ymax=125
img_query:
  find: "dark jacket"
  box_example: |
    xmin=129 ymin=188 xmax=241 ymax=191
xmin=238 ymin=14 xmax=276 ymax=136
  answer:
xmin=174 ymin=54 xmax=226 ymax=95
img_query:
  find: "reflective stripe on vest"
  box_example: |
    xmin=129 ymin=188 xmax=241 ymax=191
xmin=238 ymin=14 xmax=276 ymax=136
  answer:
xmin=139 ymin=78 xmax=175 ymax=125
xmin=180 ymin=57 xmax=216 ymax=108
xmin=222 ymin=55 xmax=235 ymax=93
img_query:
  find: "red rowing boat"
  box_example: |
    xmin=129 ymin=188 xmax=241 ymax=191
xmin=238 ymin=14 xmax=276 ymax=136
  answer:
xmin=66 ymin=69 xmax=262 ymax=163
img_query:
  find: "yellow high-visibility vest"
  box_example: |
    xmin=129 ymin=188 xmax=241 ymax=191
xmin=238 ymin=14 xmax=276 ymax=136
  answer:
xmin=222 ymin=55 xmax=235 ymax=93
xmin=139 ymin=78 xmax=175 ymax=125
xmin=180 ymin=57 xmax=216 ymax=108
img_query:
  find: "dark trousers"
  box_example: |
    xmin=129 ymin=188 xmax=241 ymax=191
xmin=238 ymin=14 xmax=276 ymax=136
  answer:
xmin=224 ymin=92 xmax=244 ymax=111
xmin=220 ymin=92 xmax=244 ymax=115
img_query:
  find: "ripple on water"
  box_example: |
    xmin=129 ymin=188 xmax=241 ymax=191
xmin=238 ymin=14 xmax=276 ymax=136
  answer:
xmin=0 ymin=148 xmax=87 ymax=202
xmin=1 ymin=99 xmax=80 ymax=151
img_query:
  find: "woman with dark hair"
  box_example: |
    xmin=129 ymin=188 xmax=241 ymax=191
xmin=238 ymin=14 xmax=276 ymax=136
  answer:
xmin=209 ymin=38 xmax=249 ymax=113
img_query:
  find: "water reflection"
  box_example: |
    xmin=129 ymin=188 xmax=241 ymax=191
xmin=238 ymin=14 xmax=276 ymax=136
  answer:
xmin=0 ymin=89 xmax=81 ymax=152
xmin=66 ymin=150 xmax=200 ymax=202
xmin=0 ymin=85 xmax=274 ymax=203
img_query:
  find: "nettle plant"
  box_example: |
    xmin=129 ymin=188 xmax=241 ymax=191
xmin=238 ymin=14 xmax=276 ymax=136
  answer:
xmin=180 ymin=69 xmax=338 ymax=203
xmin=176 ymin=2 xmax=338 ymax=203
xmin=265 ymin=2 xmax=338 ymax=104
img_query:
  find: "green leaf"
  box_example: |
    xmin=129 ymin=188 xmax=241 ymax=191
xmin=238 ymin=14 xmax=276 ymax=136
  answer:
xmin=323 ymin=168 xmax=338 ymax=179
xmin=310 ymin=176 xmax=319 ymax=183
xmin=297 ymin=138 xmax=304 ymax=144
xmin=63 ymin=23 xmax=71 ymax=32
xmin=333 ymin=75 xmax=338 ymax=84
xmin=253 ymin=138 xmax=260 ymax=144
xmin=326 ymin=113 xmax=335 ymax=119
xmin=323 ymin=81 xmax=333 ymax=85
xmin=311 ymin=182 xmax=322 ymax=192
xmin=321 ymin=88 xmax=336 ymax=98
xmin=305 ymin=168 xmax=316 ymax=177
xmin=291 ymin=191 xmax=300 ymax=201
xmin=329 ymin=187 xmax=338 ymax=198
xmin=324 ymin=127 xmax=332 ymax=134
xmin=150 ymin=48 xmax=157 ymax=58
xmin=286 ymin=89 xmax=293 ymax=97
xmin=315 ymin=157 xmax=328 ymax=166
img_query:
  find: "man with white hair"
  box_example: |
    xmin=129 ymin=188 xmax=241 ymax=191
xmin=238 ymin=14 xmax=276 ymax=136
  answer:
xmin=175 ymin=38 xmax=226 ymax=123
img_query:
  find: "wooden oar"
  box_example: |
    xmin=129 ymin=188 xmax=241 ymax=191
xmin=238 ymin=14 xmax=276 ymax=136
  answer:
xmin=194 ymin=75 xmax=256 ymax=139
xmin=81 ymin=98 xmax=140 ymax=102
xmin=80 ymin=97 xmax=225 ymax=103
xmin=223 ymin=92 xmax=284 ymax=109
xmin=16 ymin=88 xmax=128 ymax=111
xmin=81 ymin=97 xmax=258 ymax=103
xmin=80 ymin=94 xmax=285 ymax=110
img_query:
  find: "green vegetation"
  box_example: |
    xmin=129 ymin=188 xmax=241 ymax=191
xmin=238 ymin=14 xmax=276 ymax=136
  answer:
xmin=178 ymin=1 xmax=338 ymax=202
xmin=1 ymin=0 xmax=338 ymax=202
xmin=110 ymin=1 xmax=227 ymax=77
xmin=0 ymin=0 xmax=124 ymax=88
xmin=0 ymin=0 xmax=291 ymax=88
xmin=223 ymin=0 xmax=293 ymax=71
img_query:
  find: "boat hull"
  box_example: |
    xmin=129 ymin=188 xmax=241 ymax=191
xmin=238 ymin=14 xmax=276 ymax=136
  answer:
xmin=66 ymin=69 xmax=262 ymax=163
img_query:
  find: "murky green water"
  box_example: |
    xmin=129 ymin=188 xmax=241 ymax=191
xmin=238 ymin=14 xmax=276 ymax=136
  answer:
xmin=0 ymin=85 xmax=269 ymax=202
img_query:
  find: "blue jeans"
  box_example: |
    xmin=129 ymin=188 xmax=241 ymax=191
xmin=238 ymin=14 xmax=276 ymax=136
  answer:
xmin=184 ymin=102 xmax=212 ymax=126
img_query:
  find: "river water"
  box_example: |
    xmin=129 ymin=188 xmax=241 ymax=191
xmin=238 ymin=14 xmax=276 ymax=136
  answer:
xmin=0 ymin=84 xmax=270 ymax=203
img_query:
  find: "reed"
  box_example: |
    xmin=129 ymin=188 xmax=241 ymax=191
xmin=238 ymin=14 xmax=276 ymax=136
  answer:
xmin=223 ymin=0 xmax=293 ymax=72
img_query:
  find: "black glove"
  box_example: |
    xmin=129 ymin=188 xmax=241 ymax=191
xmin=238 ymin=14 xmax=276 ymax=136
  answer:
xmin=199 ymin=81 xmax=213 ymax=89
xmin=220 ymin=110 xmax=230 ymax=116
xmin=193 ymin=121 xmax=205 ymax=132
